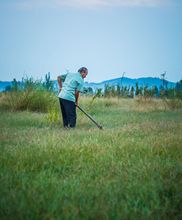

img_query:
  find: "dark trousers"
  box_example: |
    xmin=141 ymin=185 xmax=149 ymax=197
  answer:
xmin=59 ymin=98 xmax=76 ymax=128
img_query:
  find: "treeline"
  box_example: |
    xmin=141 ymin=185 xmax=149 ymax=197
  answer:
xmin=5 ymin=72 xmax=54 ymax=92
xmin=1 ymin=73 xmax=182 ymax=112
xmin=3 ymin=73 xmax=182 ymax=100
xmin=84 ymin=80 xmax=182 ymax=100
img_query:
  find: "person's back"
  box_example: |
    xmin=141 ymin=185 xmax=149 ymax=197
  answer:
xmin=59 ymin=72 xmax=84 ymax=103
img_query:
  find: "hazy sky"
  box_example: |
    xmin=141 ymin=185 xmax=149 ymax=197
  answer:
xmin=0 ymin=0 xmax=181 ymax=82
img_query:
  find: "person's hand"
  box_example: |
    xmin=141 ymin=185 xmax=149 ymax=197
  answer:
xmin=75 ymin=101 xmax=78 ymax=107
xmin=59 ymin=88 xmax=62 ymax=93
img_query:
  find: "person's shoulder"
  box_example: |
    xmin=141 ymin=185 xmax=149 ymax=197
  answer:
xmin=75 ymin=72 xmax=82 ymax=77
xmin=66 ymin=72 xmax=76 ymax=76
xmin=70 ymin=72 xmax=83 ymax=82
xmin=72 ymin=72 xmax=80 ymax=75
xmin=77 ymin=74 xmax=84 ymax=84
xmin=72 ymin=72 xmax=81 ymax=79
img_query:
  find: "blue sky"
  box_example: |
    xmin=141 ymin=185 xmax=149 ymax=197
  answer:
xmin=0 ymin=0 xmax=181 ymax=83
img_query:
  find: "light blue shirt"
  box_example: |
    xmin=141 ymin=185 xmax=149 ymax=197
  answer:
xmin=58 ymin=72 xmax=84 ymax=102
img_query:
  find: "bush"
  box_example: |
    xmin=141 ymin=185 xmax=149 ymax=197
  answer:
xmin=0 ymin=75 xmax=59 ymax=112
xmin=0 ymin=89 xmax=58 ymax=112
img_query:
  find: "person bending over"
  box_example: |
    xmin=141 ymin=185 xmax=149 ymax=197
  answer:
xmin=57 ymin=67 xmax=88 ymax=128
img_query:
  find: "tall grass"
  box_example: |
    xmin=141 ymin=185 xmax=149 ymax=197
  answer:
xmin=0 ymin=89 xmax=59 ymax=112
xmin=0 ymin=75 xmax=58 ymax=112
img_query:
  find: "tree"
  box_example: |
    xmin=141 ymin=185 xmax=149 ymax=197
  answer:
xmin=130 ymin=86 xmax=134 ymax=98
xmin=104 ymin=84 xmax=111 ymax=97
xmin=43 ymin=72 xmax=53 ymax=91
xmin=176 ymin=79 xmax=182 ymax=90
xmin=143 ymin=86 xmax=149 ymax=98
xmin=175 ymin=79 xmax=182 ymax=99
xmin=87 ymin=87 xmax=94 ymax=95
xmin=117 ymin=84 xmax=121 ymax=97
xmin=135 ymin=82 xmax=139 ymax=96
xmin=12 ymin=78 xmax=21 ymax=91
xmin=151 ymin=86 xmax=159 ymax=97
xmin=82 ymin=87 xmax=93 ymax=95
xmin=160 ymin=71 xmax=168 ymax=90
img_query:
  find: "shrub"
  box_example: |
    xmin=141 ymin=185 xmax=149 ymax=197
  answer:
xmin=0 ymin=89 xmax=58 ymax=112
xmin=0 ymin=75 xmax=59 ymax=112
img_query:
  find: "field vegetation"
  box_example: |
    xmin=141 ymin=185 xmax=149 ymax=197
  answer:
xmin=0 ymin=76 xmax=182 ymax=219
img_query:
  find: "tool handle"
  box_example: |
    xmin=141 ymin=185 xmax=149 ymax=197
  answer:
xmin=76 ymin=105 xmax=102 ymax=129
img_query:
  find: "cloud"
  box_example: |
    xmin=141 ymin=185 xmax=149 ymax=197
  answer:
xmin=56 ymin=0 xmax=171 ymax=8
xmin=12 ymin=0 xmax=176 ymax=10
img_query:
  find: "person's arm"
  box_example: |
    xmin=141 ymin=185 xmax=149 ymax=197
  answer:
xmin=75 ymin=90 xmax=79 ymax=106
xmin=57 ymin=76 xmax=62 ymax=92
xmin=57 ymin=74 xmax=67 ymax=92
xmin=75 ymin=78 xmax=84 ymax=105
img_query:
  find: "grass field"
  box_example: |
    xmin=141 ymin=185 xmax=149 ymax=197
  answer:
xmin=0 ymin=97 xmax=182 ymax=220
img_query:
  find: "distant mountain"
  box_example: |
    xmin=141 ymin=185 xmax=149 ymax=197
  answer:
xmin=83 ymin=77 xmax=176 ymax=91
xmin=0 ymin=81 xmax=12 ymax=92
xmin=0 ymin=77 xmax=176 ymax=92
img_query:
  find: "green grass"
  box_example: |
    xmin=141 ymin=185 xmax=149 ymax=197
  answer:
xmin=0 ymin=98 xmax=182 ymax=220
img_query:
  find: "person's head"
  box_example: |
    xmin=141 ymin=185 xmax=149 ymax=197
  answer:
xmin=78 ymin=67 xmax=88 ymax=78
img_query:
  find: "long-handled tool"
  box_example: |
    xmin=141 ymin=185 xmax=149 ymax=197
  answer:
xmin=76 ymin=105 xmax=103 ymax=130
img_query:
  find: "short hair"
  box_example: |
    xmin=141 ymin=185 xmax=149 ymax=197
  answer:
xmin=78 ymin=67 xmax=88 ymax=73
